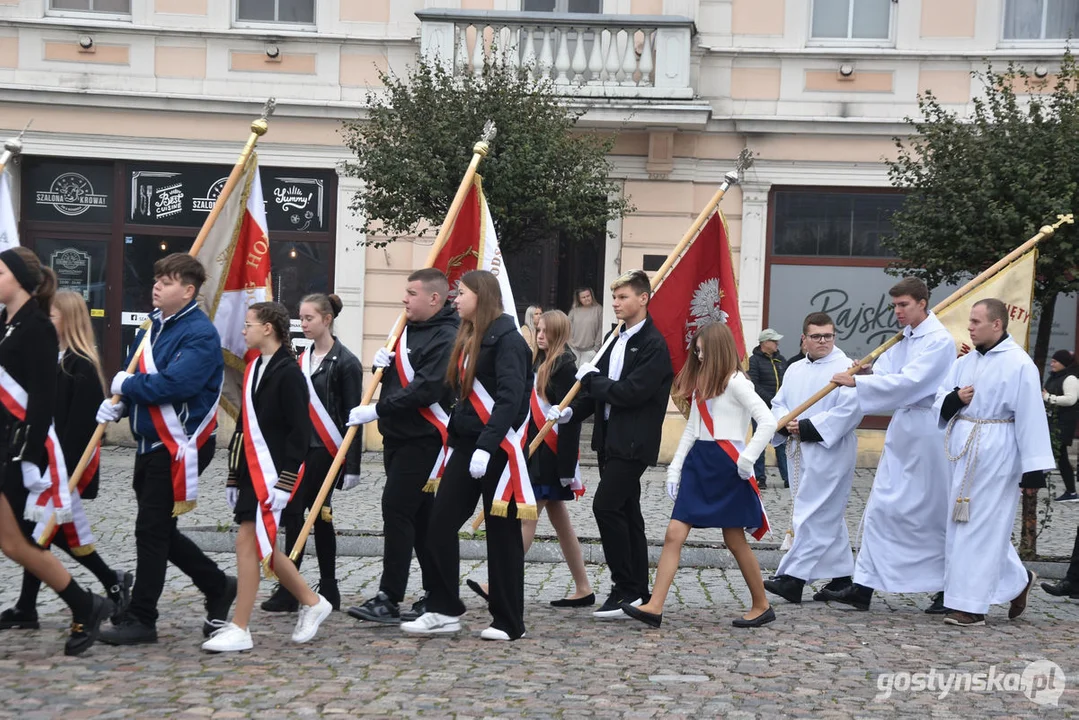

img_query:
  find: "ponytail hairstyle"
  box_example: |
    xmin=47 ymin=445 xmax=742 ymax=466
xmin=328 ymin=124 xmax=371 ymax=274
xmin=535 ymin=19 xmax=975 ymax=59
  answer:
xmin=53 ymin=290 xmax=107 ymax=393
xmin=5 ymin=247 xmax=57 ymax=315
xmin=300 ymin=292 xmax=343 ymax=332
xmin=248 ymin=301 xmax=295 ymax=358
xmin=673 ymin=322 xmax=740 ymax=401
xmin=446 ymin=270 xmax=503 ymax=398
xmin=535 ymin=310 xmax=571 ymax=403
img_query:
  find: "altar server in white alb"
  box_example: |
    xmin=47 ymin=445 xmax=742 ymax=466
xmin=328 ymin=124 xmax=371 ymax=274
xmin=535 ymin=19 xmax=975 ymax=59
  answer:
xmin=763 ymin=312 xmax=863 ymax=605
xmin=932 ymin=298 xmax=1052 ymax=627
xmin=821 ymin=278 xmax=956 ymax=612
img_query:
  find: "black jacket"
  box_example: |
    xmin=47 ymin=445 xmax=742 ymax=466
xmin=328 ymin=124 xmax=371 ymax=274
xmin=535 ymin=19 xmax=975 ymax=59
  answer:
xmin=377 ymin=305 xmax=459 ymax=445
xmin=527 ymin=349 xmax=581 ymax=486
xmin=307 ymin=338 xmax=362 ymax=477
xmin=55 ymin=351 xmax=105 ymax=499
xmin=227 ymin=346 xmax=311 ymax=495
xmin=447 ymin=313 xmax=532 ymax=454
xmin=0 ymin=299 xmax=58 ymax=477
xmin=572 ymin=315 xmax=673 ymax=466
xmin=748 ymin=345 xmax=787 ymax=407
xmin=1045 ymin=365 xmax=1079 ymax=432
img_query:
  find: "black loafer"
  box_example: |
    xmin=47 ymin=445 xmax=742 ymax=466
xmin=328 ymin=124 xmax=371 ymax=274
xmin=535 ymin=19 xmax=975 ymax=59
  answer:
xmin=65 ymin=594 xmax=114 ymax=656
xmin=466 ymin=579 xmax=489 ymax=602
xmin=1041 ymin=579 xmax=1079 ymax=599
xmin=764 ymin=575 xmax=804 ymax=604
xmin=622 ymin=603 xmax=662 ymax=628
xmin=820 ymin=583 xmax=872 ymax=611
xmin=550 ymin=593 xmax=596 ymax=608
xmin=732 ymin=606 xmax=775 ymax=628
xmin=0 ymin=607 xmax=40 ymax=630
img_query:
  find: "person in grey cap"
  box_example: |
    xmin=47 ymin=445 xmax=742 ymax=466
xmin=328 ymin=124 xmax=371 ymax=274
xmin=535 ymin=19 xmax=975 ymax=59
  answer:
xmin=747 ymin=328 xmax=789 ymax=489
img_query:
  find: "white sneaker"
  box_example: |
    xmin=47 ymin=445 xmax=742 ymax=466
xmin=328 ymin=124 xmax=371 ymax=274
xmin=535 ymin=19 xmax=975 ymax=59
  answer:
xmin=400 ymin=612 xmax=461 ymax=635
xmin=480 ymin=626 xmax=526 ymax=641
xmin=291 ymin=594 xmax=332 ymax=643
xmin=593 ymin=597 xmax=641 ymax=620
xmin=201 ymin=622 xmax=253 ymax=653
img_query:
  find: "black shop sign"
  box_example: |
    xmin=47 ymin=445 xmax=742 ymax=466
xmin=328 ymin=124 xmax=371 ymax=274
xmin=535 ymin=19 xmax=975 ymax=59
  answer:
xmin=25 ymin=161 xmax=113 ymax=223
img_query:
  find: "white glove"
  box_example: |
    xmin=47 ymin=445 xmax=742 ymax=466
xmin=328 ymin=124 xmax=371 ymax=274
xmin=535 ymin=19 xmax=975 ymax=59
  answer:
xmin=96 ymin=399 xmax=125 ymax=424
xmin=560 ymin=476 xmax=574 ymax=487
xmin=372 ymin=347 xmax=396 ymax=370
xmin=737 ymin=455 xmax=755 ymax=481
xmin=339 ymin=473 xmax=362 ymax=491
xmin=268 ymin=488 xmax=290 ymax=512
xmin=110 ymin=371 xmax=132 ymax=396
xmin=666 ymin=477 xmax=679 ymax=502
xmin=21 ymin=462 xmax=51 ymax=494
xmin=469 ymin=449 xmax=491 ymax=479
xmin=226 ymin=487 xmax=238 ymax=511
xmin=347 ymin=404 xmax=379 ymax=427
xmin=545 ymin=405 xmax=573 ymax=425
xmin=574 ymin=363 xmax=599 ymax=381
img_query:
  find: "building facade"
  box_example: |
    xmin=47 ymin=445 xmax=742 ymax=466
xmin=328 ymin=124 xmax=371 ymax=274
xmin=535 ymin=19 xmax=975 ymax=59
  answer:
xmin=1 ymin=0 xmax=1076 ymax=457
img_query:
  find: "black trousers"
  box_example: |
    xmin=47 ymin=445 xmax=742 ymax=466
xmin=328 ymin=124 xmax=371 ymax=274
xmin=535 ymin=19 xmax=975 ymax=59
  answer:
xmin=1067 ymin=525 xmax=1079 ymax=584
xmin=378 ymin=437 xmax=439 ymax=602
xmin=1055 ymin=423 xmax=1076 ymax=495
xmin=129 ymin=440 xmax=228 ymax=626
xmin=282 ymin=446 xmax=338 ymax=580
xmin=424 ymin=441 xmax=525 ymax=638
xmin=593 ymin=454 xmax=650 ymax=601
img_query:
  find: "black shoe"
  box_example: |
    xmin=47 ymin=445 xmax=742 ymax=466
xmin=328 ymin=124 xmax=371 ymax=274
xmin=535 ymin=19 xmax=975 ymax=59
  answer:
xmin=924 ymin=591 xmax=950 ymax=615
xmin=621 ymin=603 xmax=662 ymax=628
xmin=466 ymin=579 xmax=489 ymax=602
xmin=757 ymin=479 xmax=768 ymax=490
xmin=65 ymin=594 xmax=114 ymax=656
xmin=1041 ymin=579 xmax=1079 ymax=599
xmin=347 ymin=591 xmax=401 ymax=624
xmin=316 ymin=578 xmax=340 ymax=611
xmin=400 ymin=594 xmax=427 ymax=622
xmin=99 ymin=612 xmax=156 ymax=646
xmin=551 ymin=593 xmax=596 ymax=608
xmin=203 ymin=575 xmax=238 ymax=638
xmin=107 ymin=571 xmax=134 ymax=625
xmin=1054 ymin=492 xmax=1079 ymax=502
xmin=260 ymin=583 xmax=299 ymax=613
xmin=732 ymin=606 xmax=776 ymax=628
xmin=820 ymin=583 xmax=872 ymax=611
xmin=763 ymin=575 xmax=804 ymax=604
xmin=0 ymin=607 xmax=40 ymax=630
xmin=812 ymin=576 xmax=852 ymax=602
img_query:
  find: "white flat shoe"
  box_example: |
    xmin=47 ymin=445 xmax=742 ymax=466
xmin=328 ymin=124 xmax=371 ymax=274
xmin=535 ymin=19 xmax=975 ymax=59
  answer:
xmin=201 ymin=622 xmax=253 ymax=653
xmin=401 ymin=612 xmax=461 ymax=635
xmin=292 ymin=594 xmax=332 ymax=643
xmin=480 ymin=626 xmax=525 ymax=641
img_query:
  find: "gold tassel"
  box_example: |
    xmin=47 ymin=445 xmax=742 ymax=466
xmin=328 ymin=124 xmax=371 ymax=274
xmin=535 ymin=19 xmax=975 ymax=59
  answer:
xmin=952 ymin=497 xmax=970 ymax=523
xmin=172 ymin=499 xmax=197 ymax=517
xmin=261 ymin=556 xmax=277 ymax=581
xmin=70 ymin=543 xmax=95 ymax=557
xmin=422 ymin=478 xmax=440 ymax=494
xmin=489 ymin=500 xmax=510 ymax=518
xmin=320 ymin=506 xmax=333 ymax=523
xmin=516 ymin=504 xmax=538 ymax=521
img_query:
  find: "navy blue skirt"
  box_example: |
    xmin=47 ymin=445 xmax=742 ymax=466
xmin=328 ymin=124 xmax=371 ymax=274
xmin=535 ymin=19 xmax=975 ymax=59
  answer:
xmin=533 ymin=482 xmax=575 ymax=502
xmin=672 ymin=440 xmax=764 ymax=530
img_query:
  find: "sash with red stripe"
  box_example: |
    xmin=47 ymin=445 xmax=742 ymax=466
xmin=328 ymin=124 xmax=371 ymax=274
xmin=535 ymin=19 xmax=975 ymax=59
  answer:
xmin=528 ymin=382 xmax=584 ymax=498
xmin=0 ymin=367 xmax=73 ymax=526
xmin=139 ymin=339 xmax=220 ymax=516
xmin=392 ymin=326 xmax=452 ymax=493
xmin=695 ymin=396 xmax=770 ymax=540
xmin=297 ymin=349 xmax=343 ymax=496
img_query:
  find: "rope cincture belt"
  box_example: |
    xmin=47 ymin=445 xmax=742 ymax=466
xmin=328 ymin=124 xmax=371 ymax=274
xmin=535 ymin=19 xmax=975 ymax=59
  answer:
xmin=943 ymin=414 xmax=1015 ymax=523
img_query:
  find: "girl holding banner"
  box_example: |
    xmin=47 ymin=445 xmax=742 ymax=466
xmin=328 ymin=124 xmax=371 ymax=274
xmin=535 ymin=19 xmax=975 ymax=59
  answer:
xmin=402 ymin=270 xmax=533 ymax=641
xmin=205 ymin=302 xmax=331 ymax=653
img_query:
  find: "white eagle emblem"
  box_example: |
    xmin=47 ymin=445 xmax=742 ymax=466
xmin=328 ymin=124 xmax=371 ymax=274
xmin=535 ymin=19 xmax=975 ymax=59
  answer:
xmin=683 ymin=278 xmax=729 ymax=349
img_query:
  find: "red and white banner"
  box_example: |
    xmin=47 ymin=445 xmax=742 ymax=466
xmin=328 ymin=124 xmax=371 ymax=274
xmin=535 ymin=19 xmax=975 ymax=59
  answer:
xmin=696 ymin=395 xmax=769 ymax=540
xmin=394 ymin=326 xmax=452 ymax=491
xmin=465 ymin=373 xmax=537 ymax=520
xmin=529 ymin=383 xmax=584 ymax=498
xmin=197 ymin=154 xmax=272 ymax=418
xmin=650 ymin=211 xmax=746 ymax=375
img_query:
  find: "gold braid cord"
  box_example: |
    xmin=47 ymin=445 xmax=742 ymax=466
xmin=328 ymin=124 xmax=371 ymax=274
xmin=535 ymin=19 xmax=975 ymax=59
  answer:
xmin=943 ymin=415 xmax=1015 ymax=522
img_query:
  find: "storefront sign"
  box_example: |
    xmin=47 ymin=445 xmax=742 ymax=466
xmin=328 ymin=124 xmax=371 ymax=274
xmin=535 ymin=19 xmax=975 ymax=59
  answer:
xmin=25 ymin=161 xmax=112 ymax=223
xmin=49 ymin=247 xmax=92 ymax=300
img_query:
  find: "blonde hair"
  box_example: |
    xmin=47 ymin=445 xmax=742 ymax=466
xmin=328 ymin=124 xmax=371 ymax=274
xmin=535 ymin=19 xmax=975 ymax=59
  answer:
xmin=673 ymin=322 xmax=740 ymax=401
xmin=53 ymin=290 xmax=106 ymax=393
xmin=535 ymin=310 xmax=571 ymax=402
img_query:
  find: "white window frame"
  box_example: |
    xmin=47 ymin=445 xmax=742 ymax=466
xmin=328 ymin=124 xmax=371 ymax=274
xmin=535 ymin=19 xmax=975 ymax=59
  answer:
xmin=233 ymin=0 xmax=317 ymax=32
xmin=806 ymin=0 xmax=896 ymax=49
xmin=47 ymin=0 xmax=132 ymax=22
xmin=1000 ymin=0 xmax=1079 ymax=46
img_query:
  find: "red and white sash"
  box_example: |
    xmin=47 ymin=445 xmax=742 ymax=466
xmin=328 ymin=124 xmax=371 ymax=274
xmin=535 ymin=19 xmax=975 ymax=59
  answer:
xmin=298 ymin=349 xmax=343 ymax=455
xmin=465 ymin=369 xmax=537 ymax=520
xmin=696 ymin=395 xmax=770 ymax=541
xmin=0 ymin=367 xmax=73 ymax=526
xmin=32 ymin=447 xmax=95 ymax=554
xmin=393 ymin=326 xmax=451 ymax=492
xmin=139 ymin=339 xmax=219 ymax=516
xmin=529 ymin=382 xmax=584 ymax=498
xmin=242 ymin=359 xmax=300 ymax=575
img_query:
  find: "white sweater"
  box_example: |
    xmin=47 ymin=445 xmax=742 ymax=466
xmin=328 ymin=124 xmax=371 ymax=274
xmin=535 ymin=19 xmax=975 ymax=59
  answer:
xmin=668 ymin=373 xmax=778 ymax=483
xmin=1047 ymin=375 xmax=1079 ymax=408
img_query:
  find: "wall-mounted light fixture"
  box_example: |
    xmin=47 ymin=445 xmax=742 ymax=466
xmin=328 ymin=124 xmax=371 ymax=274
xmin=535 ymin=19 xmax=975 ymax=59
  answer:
xmin=265 ymin=43 xmax=280 ymax=60
xmin=159 ymin=240 xmax=168 ymax=252
xmin=288 ymin=245 xmax=297 ymax=259
xmin=78 ymin=35 xmax=94 ymax=51
xmin=838 ymin=63 xmax=855 ymax=78
xmin=1034 ymin=65 xmax=1049 ymax=78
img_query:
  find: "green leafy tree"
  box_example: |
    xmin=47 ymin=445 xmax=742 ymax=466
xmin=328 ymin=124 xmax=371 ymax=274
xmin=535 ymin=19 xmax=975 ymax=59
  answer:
xmin=886 ymin=53 xmax=1079 ymax=558
xmin=340 ymin=56 xmax=631 ymax=254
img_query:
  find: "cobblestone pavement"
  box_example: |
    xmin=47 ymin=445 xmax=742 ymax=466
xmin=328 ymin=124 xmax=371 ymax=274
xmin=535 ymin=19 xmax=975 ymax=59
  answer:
xmin=1 ymin=447 xmax=1078 ymax=717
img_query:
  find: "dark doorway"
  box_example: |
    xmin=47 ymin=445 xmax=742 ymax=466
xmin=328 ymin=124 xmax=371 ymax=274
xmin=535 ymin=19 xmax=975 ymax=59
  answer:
xmin=503 ymin=229 xmax=606 ymax=319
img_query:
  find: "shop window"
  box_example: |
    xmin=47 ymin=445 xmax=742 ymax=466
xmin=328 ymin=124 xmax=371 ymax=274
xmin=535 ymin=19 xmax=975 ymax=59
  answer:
xmin=271 ymin=241 xmax=330 ymax=316
xmin=810 ymin=0 xmax=891 ymax=41
xmin=50 ymin=0 xmax=130 ymax=12
xmin=236 ymin=0 xmax=315 ymax=24
xmin=522 ymin=0 xmax=603 ymax=12
xmin=772 ymin=190 xmax=902 ymax=258
xmin=1003 ymin=0 xmax=1079 ymax=40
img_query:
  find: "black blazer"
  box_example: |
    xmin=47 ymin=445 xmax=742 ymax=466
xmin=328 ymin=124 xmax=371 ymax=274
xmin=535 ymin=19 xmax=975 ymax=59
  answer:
xmin=306 ymin=338 xmax=362 ymax=477
xmin=447 ymin=313 xmax=532 ymax=454
xmin=572 ymin=315 xmax=673 ymax=466
xmin=527 ymin=348 xmax=581 ymax=486
xmin=0 ymin=299 xmax=59 ymax=477
xmin=55 ymin=351 xmax=105 ymax=499
xmin=227 ymin=346 xmax=311 ymax=495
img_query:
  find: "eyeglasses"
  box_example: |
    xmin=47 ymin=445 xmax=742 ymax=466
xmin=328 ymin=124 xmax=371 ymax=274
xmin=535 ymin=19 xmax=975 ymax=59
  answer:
xmin=807 ymin=333 xmax=835 ymax=342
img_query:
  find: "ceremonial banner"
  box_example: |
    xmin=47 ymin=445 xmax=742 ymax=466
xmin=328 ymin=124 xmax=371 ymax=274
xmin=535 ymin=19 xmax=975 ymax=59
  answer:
xmin=0 ymin=169 xmax=18 ymax=252
xmin=195 ymin=153 xmax=272 ymax=416
xmin=936 ymin=249 xmax=1037 ymax=355
xmin=650 ymin=211 xmax=746 ymax=375
xmin=433 ymin=174 xmax=517 ymax=319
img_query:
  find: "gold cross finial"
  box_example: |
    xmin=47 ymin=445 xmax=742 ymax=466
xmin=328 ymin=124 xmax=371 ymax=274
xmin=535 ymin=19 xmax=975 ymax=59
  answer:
xmin=1056 ymin=213 xmax=1074 ymax=227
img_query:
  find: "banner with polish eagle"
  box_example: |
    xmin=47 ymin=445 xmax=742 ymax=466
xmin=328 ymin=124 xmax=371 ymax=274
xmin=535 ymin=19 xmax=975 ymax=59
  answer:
xmin=196 ymin=153 xmax=272 ymax=417
xmin=650 ymin=210 xmax=747 ymax=376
